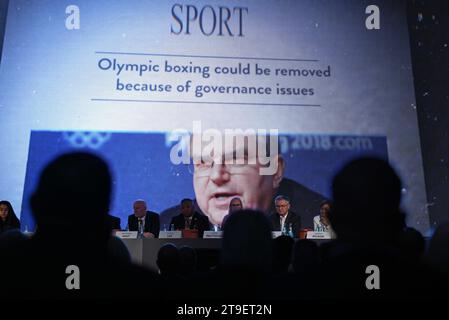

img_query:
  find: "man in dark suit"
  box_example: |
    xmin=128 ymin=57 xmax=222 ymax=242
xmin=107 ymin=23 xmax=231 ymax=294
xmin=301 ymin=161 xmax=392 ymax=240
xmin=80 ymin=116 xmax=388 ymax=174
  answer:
xmin=127 ymin=200 xmax=160 ymax=238
xmin=271 ymin=177 xmax=325 ymax=229
xmin=170 ymin=198 xmax=210 ymax=238
xmin=268 ymin=195 xmax=301 ymax=238
xmin=107 ymin=215 xmax=121 ymax=232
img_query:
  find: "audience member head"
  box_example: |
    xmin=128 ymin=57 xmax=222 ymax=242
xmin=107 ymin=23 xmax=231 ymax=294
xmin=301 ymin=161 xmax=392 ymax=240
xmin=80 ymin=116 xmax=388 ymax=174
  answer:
xmin=221 ymin=209 xmax=273 ymax=273
xmin=30 ymin=152 xmax=111 ymax=241
xmin=179 ymin=245 xmax=197 ymax=276
xmin=108 ymin=236 xmax=131 ymax=263
xmin=292 ymin=239 xmax=320 ymax=274
xmin=331 ymin=157 xmax=405 ymax=244
xmin=272 ymin=235 xmax=294 ymax=273
xmin=156 ymin=243 xmax=180 ymax=275
xmin=395 ymin=227 xmax=425 ymax=260
xmin=426 ymin=223 xmax=449 ymax=276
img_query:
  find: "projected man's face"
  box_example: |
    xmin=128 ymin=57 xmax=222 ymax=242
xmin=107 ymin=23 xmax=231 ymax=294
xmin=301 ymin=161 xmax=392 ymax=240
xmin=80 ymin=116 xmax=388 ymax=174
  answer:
xmin=192 ymin=141 xmax=284 ymax=226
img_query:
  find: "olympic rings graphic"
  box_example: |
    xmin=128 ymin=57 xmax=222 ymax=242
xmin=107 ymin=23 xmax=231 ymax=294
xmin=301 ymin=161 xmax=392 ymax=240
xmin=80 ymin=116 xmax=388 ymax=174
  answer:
xmin=62 ymin=131 xmax=111 ymax=149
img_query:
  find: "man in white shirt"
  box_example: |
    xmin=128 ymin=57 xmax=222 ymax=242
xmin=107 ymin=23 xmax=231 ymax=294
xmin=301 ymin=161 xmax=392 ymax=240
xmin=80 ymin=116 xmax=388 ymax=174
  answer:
xmin=268 ymin=195 xmax=301 ymax=237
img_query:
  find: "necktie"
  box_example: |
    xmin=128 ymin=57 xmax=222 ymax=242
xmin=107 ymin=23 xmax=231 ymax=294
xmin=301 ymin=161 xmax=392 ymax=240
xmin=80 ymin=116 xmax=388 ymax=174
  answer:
xmin=139 ymin=218 xmax=144 ymax=233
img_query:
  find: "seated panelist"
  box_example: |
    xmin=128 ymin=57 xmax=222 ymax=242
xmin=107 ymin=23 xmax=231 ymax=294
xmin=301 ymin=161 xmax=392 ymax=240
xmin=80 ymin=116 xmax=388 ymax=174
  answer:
xmin=127 ymin=199 xmax=160 ymax=238
xmin=170 ymin=198 xmax=210 ymax=238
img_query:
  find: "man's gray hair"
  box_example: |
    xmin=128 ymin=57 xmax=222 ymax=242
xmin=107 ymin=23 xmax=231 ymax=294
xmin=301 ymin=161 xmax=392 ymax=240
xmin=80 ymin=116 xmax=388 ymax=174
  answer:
xmin=274 ymin=195 xmax=290 ymax=203
xmin=134 ymin=199 xmax=147 ymax=206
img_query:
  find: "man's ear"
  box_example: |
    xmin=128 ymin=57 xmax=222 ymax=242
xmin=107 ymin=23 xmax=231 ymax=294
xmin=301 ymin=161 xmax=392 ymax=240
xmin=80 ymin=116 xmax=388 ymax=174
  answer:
xmin=272 ymin=155 xmax=285 ymax=189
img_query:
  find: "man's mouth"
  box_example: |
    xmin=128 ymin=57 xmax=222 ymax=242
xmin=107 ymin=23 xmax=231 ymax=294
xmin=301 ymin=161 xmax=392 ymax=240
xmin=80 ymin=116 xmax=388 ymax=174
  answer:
xmin=211 ymin=192 xmax=239 ymax=208
xmin=213 ymin=192 xmax=238 ymax=199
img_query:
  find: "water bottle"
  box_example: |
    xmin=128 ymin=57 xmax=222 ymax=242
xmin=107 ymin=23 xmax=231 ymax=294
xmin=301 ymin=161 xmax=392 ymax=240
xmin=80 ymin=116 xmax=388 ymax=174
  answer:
xmin=170 ymin=223 xmax=175 ymax=231
xmin=23 ymin=224 xmax=31 ymax=237
xmin=138 ymin=220 xmax=144 ymax=239
xmin=288 ymin=223 xmax=294 ymax=238
xmin=282 ymin=223 xmax=288 ymax=236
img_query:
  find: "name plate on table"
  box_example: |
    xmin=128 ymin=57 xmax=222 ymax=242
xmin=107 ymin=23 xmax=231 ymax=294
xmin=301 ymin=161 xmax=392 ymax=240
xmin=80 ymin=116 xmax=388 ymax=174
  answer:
xmin=115 ymin=231 xmax=138 ymax=239
xmin=203 ymin=231 xmax=223 ymax=239
xmin=159 ymin=231 xmax=182 ymax=239
xmin=272 ymin=231 xmax=283 ymax=238
xmin=306 ymin=231 xmax=332 ymax=239
xmin=182 ymin=229 xmax=199 ymax=238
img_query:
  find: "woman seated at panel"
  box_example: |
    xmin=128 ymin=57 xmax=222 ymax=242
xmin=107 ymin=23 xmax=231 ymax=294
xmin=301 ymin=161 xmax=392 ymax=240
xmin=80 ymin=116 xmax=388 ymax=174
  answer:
xmin=0 ymin=200 xmax=21 ymax=234
xmin=313 ymin=200 xmax=334 ymax=234
xmin=221 ymin=197 xmax=244 ymax=229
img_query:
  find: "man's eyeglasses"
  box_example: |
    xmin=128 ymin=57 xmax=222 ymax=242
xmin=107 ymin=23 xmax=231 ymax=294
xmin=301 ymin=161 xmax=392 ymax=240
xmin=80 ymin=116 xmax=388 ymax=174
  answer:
xmin=187 ymin=157 xmax=261 ymax=177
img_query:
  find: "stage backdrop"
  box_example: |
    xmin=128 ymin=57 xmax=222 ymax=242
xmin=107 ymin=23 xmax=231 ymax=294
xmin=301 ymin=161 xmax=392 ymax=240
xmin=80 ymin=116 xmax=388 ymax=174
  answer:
xmin=20 ymin=131 xmax=388 ymax=230
xmin=0 ymin=0 xmax=429 ymax=233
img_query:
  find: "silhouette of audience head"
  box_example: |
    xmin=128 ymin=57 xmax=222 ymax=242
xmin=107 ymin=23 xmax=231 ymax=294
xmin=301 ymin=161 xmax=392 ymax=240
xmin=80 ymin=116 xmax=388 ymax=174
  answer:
xmin=396 ymin=227 xmax=425 ymax=260
xmin=426 ymin=223 xmax=449 ymax=276
xmin=157 ymin=243 xmax=180 ymax=275
xmin=331 ymin=157 xmax=405 ymax=243
xmin=272 ymin=235 xmax=294 ymax=273
xmin=179 ymin=245 xmax=197 ymax=276
xmin=292 ymin=239 xmax=320 ymax=274
xmin=108 ymin=236 xmax=131 ymax=263
xmin=221 ymin=209 xmax=273 ymax=273
xmin=30 ymin=152 xmax=112 ymax=241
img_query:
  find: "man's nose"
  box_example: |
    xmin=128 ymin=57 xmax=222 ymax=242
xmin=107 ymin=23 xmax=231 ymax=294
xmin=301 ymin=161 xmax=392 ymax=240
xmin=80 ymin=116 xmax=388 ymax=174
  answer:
xmin=209 ymin=163 xmax=231 ymax=185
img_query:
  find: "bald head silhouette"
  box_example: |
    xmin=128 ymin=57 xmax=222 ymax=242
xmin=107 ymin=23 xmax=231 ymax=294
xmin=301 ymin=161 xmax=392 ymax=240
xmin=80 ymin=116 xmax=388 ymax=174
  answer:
xmin=331 ymin=157 xmax=405 ymax=243
xmin=31 ymin=152 xmax=111 ymax=241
